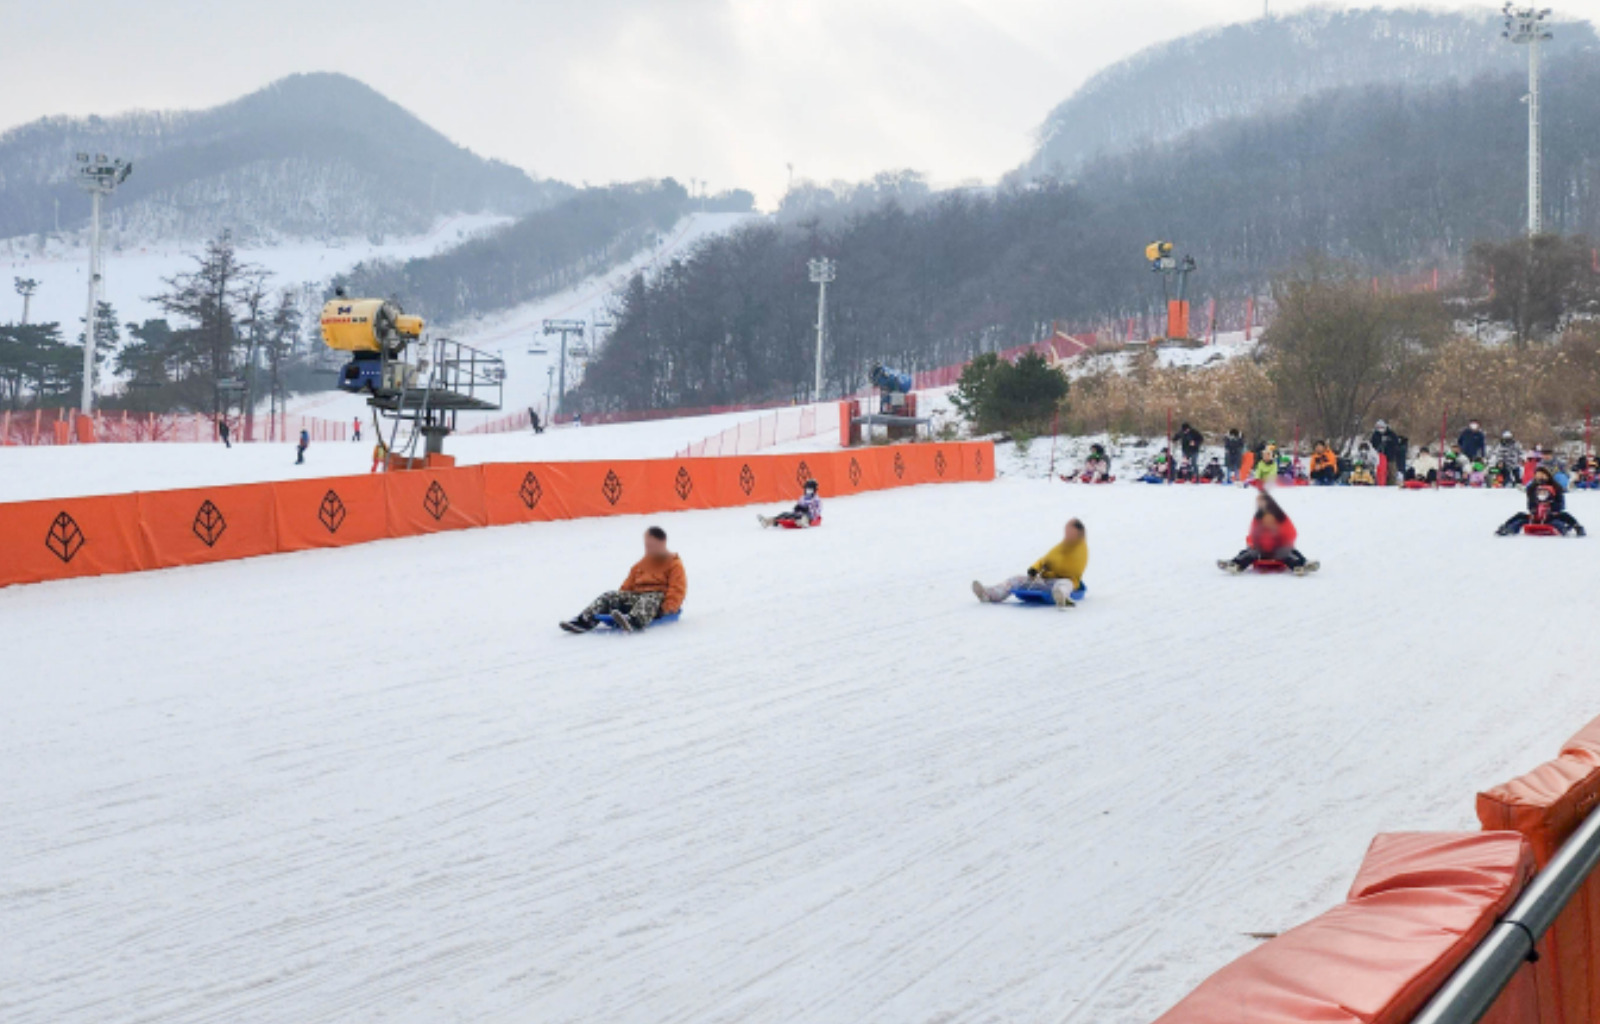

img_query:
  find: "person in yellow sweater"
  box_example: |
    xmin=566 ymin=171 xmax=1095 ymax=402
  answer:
xmin=972 ymin=518 xmax=1089 ymax=609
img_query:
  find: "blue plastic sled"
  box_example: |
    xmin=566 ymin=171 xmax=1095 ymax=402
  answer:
xmin=595 ymin=611 xmax=683 ymax=629
xmin=1008 ymin=582 xmax=1088 ymax=605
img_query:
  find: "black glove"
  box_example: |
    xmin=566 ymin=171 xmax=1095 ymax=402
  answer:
xmin=1027 ymin=567 xmax=1039 ymax=578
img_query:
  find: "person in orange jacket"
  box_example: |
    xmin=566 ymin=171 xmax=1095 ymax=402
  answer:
xmin=1308 ymin=441 xmax=1339 ymax=485
xmin=1218 ymin=489 xmax=1320 ymax=575
xmin=561 ymin=526 xmax=688 ymax=633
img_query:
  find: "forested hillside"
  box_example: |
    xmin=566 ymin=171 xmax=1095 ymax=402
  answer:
xmin=575 ymin=54 xmax=1600 ymax=413
xmin=1026 ymin=7 xmax=1596 ymax=176
xmin=0 ymin=73 xmax=569 ymax=242
xmin=334 ymin=181 xmax=714 ymax=322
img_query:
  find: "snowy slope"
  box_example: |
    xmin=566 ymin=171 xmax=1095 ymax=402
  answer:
xmin=283 ymin=210 xmax=760 ymax=422
xmin=1 ymin=214 xmax=513 ymax=334
xmin=2 ymin=481 xmax=1598 ymax=1023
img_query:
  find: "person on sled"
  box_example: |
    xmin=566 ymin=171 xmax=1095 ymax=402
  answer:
xmin=1572 ymin=453 xmax=1600 ymax=490
xmin=1407 ymin=446 xmax=1440 ymax=484
xmin=1201 ymin=457 xmax=1226 ymax=483
xmin=1496 ymin=466 xmax=1586 ymax=537
xmin=560 ymin=526 xmax=688 ymax=633
xmin=1467 ymin=461 xmax=1488 ymax=488
xmin=759 ymin=479 xmax=823 ymax=528
xmin=1252 ymin=442 xmax=1280 ymax=484
xmin=972 ymin=518 xmax=1089 ymax=609
xmin=1078 ymin=443 xmax=1113 ymax=482
xmin=1138 ymin=449 xmax=1172 ymax=484
xmin=1309 ymin=441 xmax=1339 ymax=485
xmin=1219 ymin=489 xmax=1320 ymax=575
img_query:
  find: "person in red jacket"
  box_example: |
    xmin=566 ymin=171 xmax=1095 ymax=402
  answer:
xmin=1218 ymin=489 xmax=1320 ymax=575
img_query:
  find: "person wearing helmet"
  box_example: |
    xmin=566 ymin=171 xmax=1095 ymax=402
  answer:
xmin=1494 ymin=430 xmax=1524 ymax=485
xmin=759 ymin=479 xmax=823 ymax=528
xmin=1497 ymin=465 xmax=1586 ymax=536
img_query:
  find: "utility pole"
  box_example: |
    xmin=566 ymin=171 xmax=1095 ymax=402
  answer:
xmin=546 ymin=365 xmax=555 ymax=422
xmin=13 ymin=277 xmax=38 ymax=324
xmin=543 ymin=318 xmax=586 ymax=414
xmin=74 ymin=152 xmax=132 ymax=415
xmin=1505 ymin=4 xmax=1553 ymax=236
xmin=808 ymin=257 xmax=836 ymax=402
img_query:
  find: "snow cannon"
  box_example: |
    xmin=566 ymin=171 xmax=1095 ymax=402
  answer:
xmin=320 ymin=296 xmax=425 ymax=393
xmin=869 ymin=364 xmax=913 ymax=397
xmin=860 ymin=363 xmax=922 ymax=442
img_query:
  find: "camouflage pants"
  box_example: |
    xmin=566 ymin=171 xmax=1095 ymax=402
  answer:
xmin=584 ymin=590 xmax=666 ymax=628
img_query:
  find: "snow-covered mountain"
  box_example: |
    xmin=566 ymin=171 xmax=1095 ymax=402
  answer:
xmin=1026 ymin=7 xmax=1598 ymax=177
xmin=0 ymin=73 xmax=572 ymax=245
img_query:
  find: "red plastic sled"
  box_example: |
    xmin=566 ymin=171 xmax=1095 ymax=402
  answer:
xmin=778 ymin=517 xmax=821 ymax=529
xmin=1522 ymin=523 xmax=1562 ymax=537
xmin=1251 ymin=559 xmax=1290 ymax=573
xmin=1402 ymin=480 xmax=1432 ymax=490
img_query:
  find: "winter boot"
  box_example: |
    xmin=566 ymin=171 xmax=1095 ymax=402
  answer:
xmin=560 ymin=615 xmax=598 ymax=634
xmin=611 ymin=611 xmax=638 ymax=633
xmin=1053 ymin=585 xmax=1076 ymax=609
xmin=1218 ymin=559 xmax=1243 ymax=575
xmin=757 ymin=515 xmax=773 ymax=528
xmin=971 ymin=580 xmax=995 ymax=603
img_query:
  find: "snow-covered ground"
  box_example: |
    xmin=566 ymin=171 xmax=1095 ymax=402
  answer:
xmin=3 ymin=472 xmax=1599 ymax=1023
xmin=0 ymin=402 xmax=833 ymax=503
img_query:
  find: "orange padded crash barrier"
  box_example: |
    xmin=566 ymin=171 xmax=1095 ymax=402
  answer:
xmin=1154 ymin=831 xmax=1538 ymax=1024
xmin=0 ymin=441 xmax=994 ymax=589
xmin=1478 ymin=717 xmax=1600 ymax=1024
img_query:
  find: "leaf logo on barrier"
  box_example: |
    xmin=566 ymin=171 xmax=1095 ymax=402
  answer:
xmin=848 ymin=458 xmax=862 ymax=487
xmin=192 ymin=500 xmax=227 ymax=548
xmin=934 ymin=451 xmax=947 ymax=477
xmin=318 ymin=490 xmax=347 ymax=534
xmin=893 ymin=452 xmax=906 ymax=479
xmin=674 ymin=466 xmax=693 ymax=501
xmin=519 ymin=471 xmax=543 ymax=510
xmin=602 ymin=469 xmax=624 ymax=506
xmin=738 ymin=464 xmax=755 ymax=496
xmin=795 ymin=460 xmax=812 ymax=491
xmin=424 ymin=481 xmax=451 ymax=521
xmin=45 ymin=511 xmax=85 ymax=564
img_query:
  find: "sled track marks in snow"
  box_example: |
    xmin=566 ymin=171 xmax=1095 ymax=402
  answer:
xmin=3 ymin=482 xmax=1600 ymax=1023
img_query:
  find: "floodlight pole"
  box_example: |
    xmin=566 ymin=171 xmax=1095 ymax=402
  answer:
xmin=1505 ymin=5 xmax=1553 ymax=236
xmin=808 ymin=257 xmax=836 ymax=402
xmin=74 ymin=153 xmax=131 ymax=415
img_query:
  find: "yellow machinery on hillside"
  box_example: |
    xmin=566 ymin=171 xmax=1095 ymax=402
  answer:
xmin=319 ymin=288 xmax=504 ymax=462
xmin=1146 ymin=241 xmax=1198 ymax=341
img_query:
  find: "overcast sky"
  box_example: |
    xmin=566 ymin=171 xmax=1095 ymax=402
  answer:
xmin=2 ymin=0 xmax=1591 ymax=206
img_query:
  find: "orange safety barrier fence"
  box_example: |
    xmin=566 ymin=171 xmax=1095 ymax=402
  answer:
xmin=0 ymin=441 xmax=993 ymax=589
xmin=1478 ymin=717 xmax=1600 ymax=1024
xmin=1154 ymin=831 xmax=1539 ymax=1024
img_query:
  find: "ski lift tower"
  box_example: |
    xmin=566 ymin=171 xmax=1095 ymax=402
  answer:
xmin=543 ymin=318 xmax=587 ymax=411
xmin=1504 ymin=4 xmax=1554 ymax=236
xmin=75 ymin=152 xmax=132 ymax=416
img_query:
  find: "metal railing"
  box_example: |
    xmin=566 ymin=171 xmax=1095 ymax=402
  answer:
xmin=1411 ymin=797 xmax=1600 ymax=1024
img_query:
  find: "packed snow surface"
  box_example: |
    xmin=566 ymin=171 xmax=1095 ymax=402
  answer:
xmin=4 ymin=478 xmax=1599 ymax=1023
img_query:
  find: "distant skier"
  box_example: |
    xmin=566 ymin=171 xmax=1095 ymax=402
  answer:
xmin=217 ymin=419 xmax=231 ymax=449
xmin=296 ymin=428 xmax=310 ymax=465
xmin=971 ymin=518 xmax=1090 ymax=609
xmin=1496 ymin=466 xmax=1586 ymax=536
xmin=561 ymin=526 xmax=688 ymax=633
xmin=1219 ymin=489 xmax=1319 ymax=575
xmin=352 ymin=417 xmax=362 ymax=442
xmin=530 ymin=408 xmax=544 ymax=434
xmin=759 ymin=479 xmax=822 ymax=528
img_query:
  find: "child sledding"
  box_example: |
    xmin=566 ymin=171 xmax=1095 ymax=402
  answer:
xmin=1218 ymin=487 xmax=1320 ymax=576
xmin=1063 ymin=444 xmax=1114 ymax=483
xmin=759 ymin=479 xmax=823 ymax=529
xmin=1495 ymin=466 xmax=1587 ymax=537
xmin=972 ymin=518 xmax=1089 ymax=609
